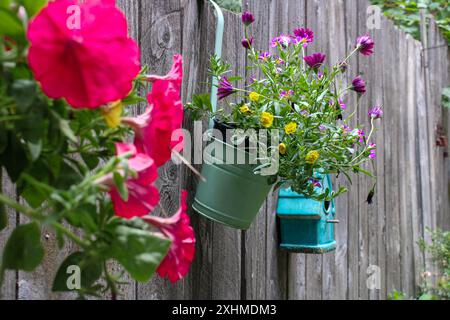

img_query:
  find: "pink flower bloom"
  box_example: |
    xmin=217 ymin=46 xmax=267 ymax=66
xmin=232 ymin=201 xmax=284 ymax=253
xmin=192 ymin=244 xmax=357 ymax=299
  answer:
xmin=145 ymin=54 xmax=183 ymax=92
xmin=27 ymin=0 xmax=140 ymax=109
xmin=241 ymin=37 xmax=254 ymax=49
xmin=293 ymin=28 xmax=314 ymax=47
xmin=144 ymin=191 xmax=196 ymax=283
xmin=242 ymin=11 xmax=255 ymax=26
xmin=339 ymin=99 xmax=347 ymax=110
xmin=259 ymin=52 xmax=271 ymax=61
xmin=368 ymin=143 xmax=377 ymax=159
xmin=304 ymin=53 xmax=326 ymax=70
xmin=122 ymin=55 xmax=184 ymax=167
xmin=368 ymin=106 xmax=383 ymax=119
xmin=271 ymin=35 xmax=291 ymax=48
xmin=104 ymin=143 xmax=160 ymax=219
xmin=351 ymin=76 xmax=366 ymax=94
xmin=357 ymin=129 xmax=365 ymax=143
xmin=308 ymin=178 xmax=322 ymax=188
xmin=356 ymin=35 xmax=375 ymax=56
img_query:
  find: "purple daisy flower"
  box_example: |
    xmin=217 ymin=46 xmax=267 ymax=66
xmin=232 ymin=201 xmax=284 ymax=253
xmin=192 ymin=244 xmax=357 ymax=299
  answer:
xmin=293 ymin=28 xmax=314 ymax=47
xmin=242 ymin=37 xmax=254 ymax=49
xmin=280 ymin=90 xmax=294 ymax=99
xmin=339 ymin=99 xmax=347 ymax=110
xmin=242 ymin=11 xmax=255 ymax=26
xmin=319 ymin=124 xmax=327 ymax=132
xmin=368 ymin=106 xmax=383 ymax=119
xmin=217 ymin=77 xmax=236 ymax=100
xmin=356 ymin=35 xmax=375 ymax=56
xmin=339 ymin=61 xmax=348 ymax=73
xmin=271 ymin=35 xmax=291 ymax=48
xmin=342 ymin=125 xmax=351 ymax=134
xmin=308 ymin=178 xmax=322 ymax=188
xmin=357 ymin=129 xmax=365 ymax=143
xmin=300 ymin=109 xmax=309 ymax=117
xmin=259 ymin=52 xmax=271 ymax=61
xmin=368 ymin=143 xmax=377 ymax=159
xmin=304 ymin=53 xmax=326 ymax=70
xmin=351 ymin=76 xmax=366 ymax=94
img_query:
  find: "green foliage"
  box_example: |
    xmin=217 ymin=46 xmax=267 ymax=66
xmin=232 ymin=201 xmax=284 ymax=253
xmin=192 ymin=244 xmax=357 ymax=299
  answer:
xmin=188 ymin=27 xmax=379 ymax=201
xmin=214 ymin=0 xmax=242 ymax=13
xmin=370 ymin=0 xmax=450 ymax=44
xmin=0 ymin=1 xmax=173 ymax=299
xmin=442 ymin=87 xmax=450 ymax=108
xmin=1 ymin=222 xmax=44 ymax=272
xmin=389 ymin=229 xmax=450 ymax=300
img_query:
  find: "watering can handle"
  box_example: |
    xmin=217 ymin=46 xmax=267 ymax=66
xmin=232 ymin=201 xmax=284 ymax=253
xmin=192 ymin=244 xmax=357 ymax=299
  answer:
xmin=208 ymin=0 xmax=224 ymax=129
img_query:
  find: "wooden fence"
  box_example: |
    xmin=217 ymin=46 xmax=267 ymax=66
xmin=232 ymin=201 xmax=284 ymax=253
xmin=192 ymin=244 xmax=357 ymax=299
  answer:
xmin=0 ymin=0 xmax=449 ymax=300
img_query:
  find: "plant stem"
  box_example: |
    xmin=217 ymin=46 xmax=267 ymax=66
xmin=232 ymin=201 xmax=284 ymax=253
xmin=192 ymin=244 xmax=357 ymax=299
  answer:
xmin=0 ymin=193 xmax=89 ymax=248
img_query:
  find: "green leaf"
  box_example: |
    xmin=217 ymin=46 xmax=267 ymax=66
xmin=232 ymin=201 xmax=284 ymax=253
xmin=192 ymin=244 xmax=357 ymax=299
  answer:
xmin=442 ymin=87 xmax=450 ymax=108
xmin=19 ymin=0 xmax=48 ymax=17
xmin=113 ymin=172 xmax=128 ymax=201
xmin=0 ymin=8 xmax=25 ymax=43
xmin=11 ymin=80 xmax=36 ymax=113
xmin=2 ymin=222 xmax=44 ymax=272
xmin=27 ymin=139 xmax=42 ymax=161
xmin=59 ymin=119 xmax=77 ymax=143
xmin=0 ymin=203 xmax=7 ymax=231
xmin=110 ymin=225 xmax=171 ymax=282
xmin=81 ymin=152 xmax=100 ymax=170
xmin=0 ymin=132 xmax=28 ymax=182
xmin=52 ymin=252 xmax=102 ymax=292
xmin=0 ymin=0 xmax=11 ymax=9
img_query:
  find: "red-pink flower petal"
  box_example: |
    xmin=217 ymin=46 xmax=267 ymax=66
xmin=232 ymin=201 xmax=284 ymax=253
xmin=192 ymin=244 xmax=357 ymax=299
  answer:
xmin=146 ymin=55 xmax=183 ymax=91
xmin=27 ymin=0 xmax=141 ymax=109
xmin=109 ymin=143 xmax=159 ymax=219
xmin=122 ymin=55 xmax=184 ymax=167
xmin=144 ymin=191 xmax=196 ymax=283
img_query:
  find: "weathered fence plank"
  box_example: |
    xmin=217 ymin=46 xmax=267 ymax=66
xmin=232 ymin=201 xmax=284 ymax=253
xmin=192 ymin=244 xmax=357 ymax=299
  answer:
xmin=1 ymin=0 xmax=448 ymax=301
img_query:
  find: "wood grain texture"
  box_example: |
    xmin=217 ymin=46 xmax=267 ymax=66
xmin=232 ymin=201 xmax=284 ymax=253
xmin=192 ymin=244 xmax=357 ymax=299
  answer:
xmin=1 ymin=0 xmax=449 ymax=300
xmin=0 ymin=172 xmax=17 ymax=300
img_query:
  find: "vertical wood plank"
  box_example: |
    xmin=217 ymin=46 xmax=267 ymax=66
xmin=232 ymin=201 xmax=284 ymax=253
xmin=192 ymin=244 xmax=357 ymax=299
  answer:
xmin=343 ymin=0 xmax=360 ymax=300
xmin=135 ymin=0 xmax=185 ymax=300
xmin=285 ymin=0 xmax=307 ymax=301
xmin=0 ymin=172 xmax=17 ymax=299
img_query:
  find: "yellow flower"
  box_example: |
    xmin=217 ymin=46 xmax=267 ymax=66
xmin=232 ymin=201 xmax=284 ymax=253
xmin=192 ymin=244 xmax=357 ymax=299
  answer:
xmin=305 ymin=150 xmax=320 ymax=164
xmin=260 ymin=112 xmax=274 ymax=128
xmin=240 ymin=104 xmax=251 ymax=114
xmin=279 ymin=143 xmax=287 ymax=155
xmin=102 ymin=100 xmax=123 ymax=128
xmin=284 ymin=122 xmax=298 ymax=135
xmin=249 ymin=92 xmax=260 ymax=102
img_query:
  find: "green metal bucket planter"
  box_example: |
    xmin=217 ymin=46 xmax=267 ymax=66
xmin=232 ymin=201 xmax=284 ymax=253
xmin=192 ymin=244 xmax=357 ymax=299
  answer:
xmin=193 ymin=137 xmax=274 ymax=230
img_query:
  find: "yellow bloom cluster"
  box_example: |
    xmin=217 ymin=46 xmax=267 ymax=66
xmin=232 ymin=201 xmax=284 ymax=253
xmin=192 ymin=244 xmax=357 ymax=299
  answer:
xmin=240 ymin=104 xmax=251 ymax=114
xmin=260 ymin=112 xmax=274 ymax=128
xmin=284 ymin=122 xmax=298 ymax=135
xmin=249 ymin=92 xmax=260 ymax=102
xmin=305 ymin=150 xmax=320 ymax=164
xmin=279 ymin=143 xmax=287 ymax=155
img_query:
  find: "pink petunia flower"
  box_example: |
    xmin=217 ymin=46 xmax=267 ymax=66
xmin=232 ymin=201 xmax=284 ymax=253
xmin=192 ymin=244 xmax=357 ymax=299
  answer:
xmin=122 ymin=55 xmax=184 ymax=167
xmin=27 ymin=0 xmax=141 ymax=109
xmin=97 ymin=143 xmax=160 ymax=219
xmin=144 ymin=191 xmax=196 ymax=283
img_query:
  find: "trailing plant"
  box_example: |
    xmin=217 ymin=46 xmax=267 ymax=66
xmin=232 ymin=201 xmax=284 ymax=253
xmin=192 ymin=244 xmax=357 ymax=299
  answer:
xmin=214 ymin=0 xmax=242 ymax=13
xmin=370 ymin=0 xmax=450 ymax=44
xmin=187 ymin=11 xmax=381 ymax=202
xmin=0 ymin=0 xmax=195 ymax=299
xmin=388 ymin=229 xmax=450 ymax=300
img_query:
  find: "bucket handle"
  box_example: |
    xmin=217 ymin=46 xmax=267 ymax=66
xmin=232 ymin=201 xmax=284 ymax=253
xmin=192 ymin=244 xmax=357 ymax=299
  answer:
xmin=208 ymin=0 xmax=224 ymax=129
